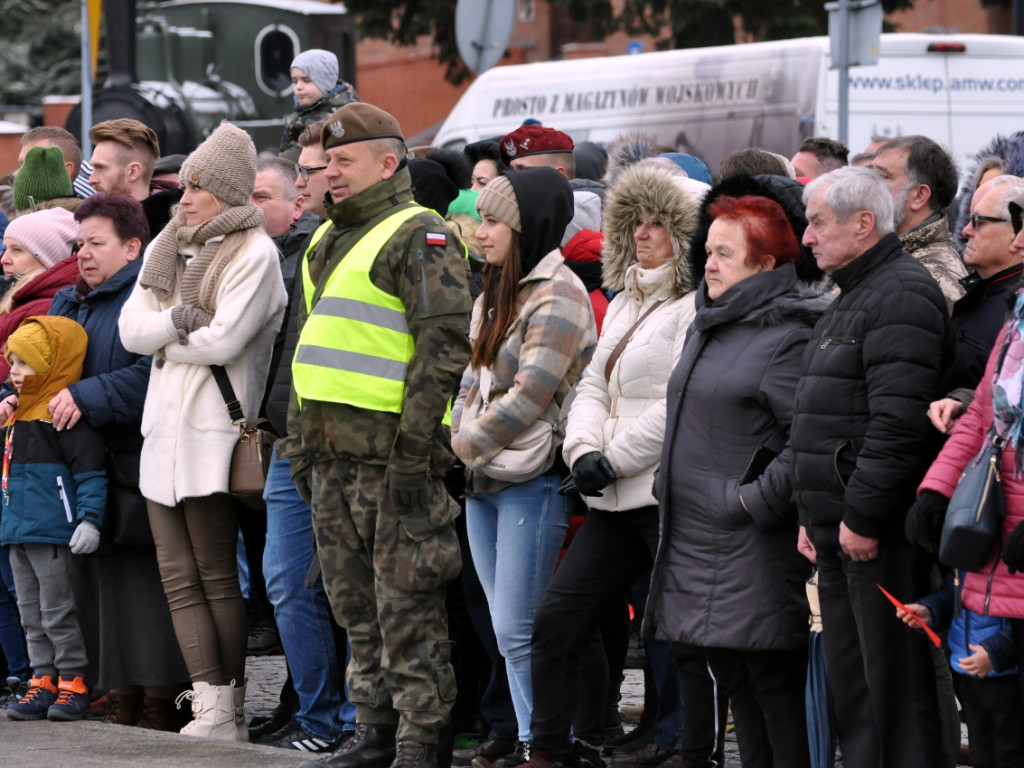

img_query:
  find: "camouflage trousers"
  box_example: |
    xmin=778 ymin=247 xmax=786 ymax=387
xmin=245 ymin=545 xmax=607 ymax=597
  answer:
xmin=310 ymin=460 xmax=461 ymax=743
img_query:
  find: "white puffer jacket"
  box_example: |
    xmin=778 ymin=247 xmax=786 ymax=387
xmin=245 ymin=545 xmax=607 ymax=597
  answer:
xmin=562 ymin=158 xmax=702 ymax=512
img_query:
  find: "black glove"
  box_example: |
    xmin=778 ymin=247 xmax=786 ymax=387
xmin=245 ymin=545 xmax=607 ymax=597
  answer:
xmin=557 ymin=474 xmax=595 ymax=497
xmin=387 ymin=469 xmax=430 ymax=510
xmin=572 ymin=452 xmax=617 ymax=497
xmin=291 ymin=463 xmax=313 ymax=505
xmin=904 ymin=489 xmax=949 ymax=555
xmin=1003 ymin=520 xmax=1024 ymax=575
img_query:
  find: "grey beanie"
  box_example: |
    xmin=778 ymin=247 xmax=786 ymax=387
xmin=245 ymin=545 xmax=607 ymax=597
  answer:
xmin=476 ymin=175 xmax=521 ymax=233
xmin=291 ymin=49 xmax=339 ymax=98
xmin=179 ymin=122 xmax=257 ymax=207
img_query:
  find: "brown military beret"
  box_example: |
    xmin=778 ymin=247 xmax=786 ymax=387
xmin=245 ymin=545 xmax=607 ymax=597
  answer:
xmin=499 ymin=125 xmax=574 ymax=166
xmin=321 ymin=102 xmax=405 ymax=150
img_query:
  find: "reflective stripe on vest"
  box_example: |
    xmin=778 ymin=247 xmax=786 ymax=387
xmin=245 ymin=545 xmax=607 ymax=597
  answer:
xmin=294 ymin=206 xmax=427 ymax=412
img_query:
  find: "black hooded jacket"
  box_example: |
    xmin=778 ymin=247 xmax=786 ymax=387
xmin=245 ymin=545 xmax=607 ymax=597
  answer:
xmin=503 ymin=166 xmax=574 ymax=274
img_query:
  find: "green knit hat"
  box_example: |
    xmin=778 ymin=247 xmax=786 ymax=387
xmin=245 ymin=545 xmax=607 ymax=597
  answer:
xmin=13 ymin=146 xmax=74 ymax=212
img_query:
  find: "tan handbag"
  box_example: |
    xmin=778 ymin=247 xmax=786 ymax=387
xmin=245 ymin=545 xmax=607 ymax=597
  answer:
xmin=475 ymin=365 xmax=556 ymax=483
xmin=211 ymin=365 xmax=278 ymax=509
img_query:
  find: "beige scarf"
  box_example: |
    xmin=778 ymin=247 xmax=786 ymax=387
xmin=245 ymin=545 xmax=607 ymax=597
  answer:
xmin=140 ymin=203 xmax=265 ymax=312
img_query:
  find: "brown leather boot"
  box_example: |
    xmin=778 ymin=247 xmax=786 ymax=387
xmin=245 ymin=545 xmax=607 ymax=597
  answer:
xmin=103 ymin=693 xmax=142 ymax=726
xmin=135 ymin=695 xmax=179 ymax=731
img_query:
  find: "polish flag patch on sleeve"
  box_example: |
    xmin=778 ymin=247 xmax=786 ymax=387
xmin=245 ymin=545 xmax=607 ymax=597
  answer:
xmin=426 ymin=232 xmax=447 ymax=246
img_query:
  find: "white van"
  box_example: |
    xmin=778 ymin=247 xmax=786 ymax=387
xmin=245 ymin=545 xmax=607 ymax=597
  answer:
xmin=432 ymin=33 xmax=1024 ymax=175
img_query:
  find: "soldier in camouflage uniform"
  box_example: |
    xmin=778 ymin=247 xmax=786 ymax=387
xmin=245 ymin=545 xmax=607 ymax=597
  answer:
xmin=869 ymin=135 xmax=967 ymax=314
xmin=280 ymin=49 xmax=359 ymax=163
xmin=280 ymin=102 xmax=472 ymax=768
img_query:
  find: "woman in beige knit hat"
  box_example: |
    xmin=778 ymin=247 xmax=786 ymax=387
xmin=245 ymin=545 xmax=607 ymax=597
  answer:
xmin=118 ymin=122 xmax=287 ymax=742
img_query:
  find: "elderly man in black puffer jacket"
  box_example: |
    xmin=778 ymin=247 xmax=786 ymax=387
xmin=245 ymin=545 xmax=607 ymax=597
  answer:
xmin=790 ymin=167 xmax=953 ymax=768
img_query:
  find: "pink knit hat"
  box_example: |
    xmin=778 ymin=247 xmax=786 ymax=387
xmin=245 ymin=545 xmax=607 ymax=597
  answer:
xmin=2 ymin=208 xmax=78 ymax=269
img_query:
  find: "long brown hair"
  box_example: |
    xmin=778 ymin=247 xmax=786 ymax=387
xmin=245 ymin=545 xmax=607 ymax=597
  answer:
xmin=471 ymin=232 xmax=523 ymax=370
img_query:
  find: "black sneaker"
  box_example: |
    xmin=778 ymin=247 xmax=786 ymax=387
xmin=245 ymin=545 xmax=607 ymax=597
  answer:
xmin=247 ymin=618 xmax=283 ymax=655
xmin=267 ymin=720 xmax=342 ymax=753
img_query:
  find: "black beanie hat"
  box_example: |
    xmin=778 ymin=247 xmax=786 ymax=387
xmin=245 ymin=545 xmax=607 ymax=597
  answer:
xmin=409 ymin=158 xmax=459 ymax=216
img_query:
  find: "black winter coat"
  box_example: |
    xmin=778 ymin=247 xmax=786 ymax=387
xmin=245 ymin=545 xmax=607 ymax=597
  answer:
xmin=790 ymin=234 xmax=953 ymax=550
xmin=648 ymin=264 xmax=826 ymax=651
xmin=949 ymin=263 xmax=1023 ymax=394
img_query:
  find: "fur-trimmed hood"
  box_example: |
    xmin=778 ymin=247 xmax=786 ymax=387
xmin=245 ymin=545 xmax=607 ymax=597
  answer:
xmin=954 ymin=131 xmax=1024 ymax=250
xmin=688 ymin=173 xmax=824 ymax=287
xmin=602 ymin=158 xmax=700 ymax=299
xmin=603 ymin=131 xmax=661 ymax=188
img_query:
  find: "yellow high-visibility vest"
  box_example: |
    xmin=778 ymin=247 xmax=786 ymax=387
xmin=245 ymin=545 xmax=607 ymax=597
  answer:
xmin=293 ymin=206 xmax=426 ymax=412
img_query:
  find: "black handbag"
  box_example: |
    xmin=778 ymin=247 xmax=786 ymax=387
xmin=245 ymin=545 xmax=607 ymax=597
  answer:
xmin=939 ymin=431 xmax=1007 ymax=571
xmin=99 ymin=448 xmax=153 ymax=551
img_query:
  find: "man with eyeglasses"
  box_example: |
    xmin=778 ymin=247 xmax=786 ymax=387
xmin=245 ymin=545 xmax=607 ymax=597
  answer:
xmin=248 ymin=150 xmax=358 ymax=753
xmin=925 ymin=175 xmax=1024 ymax=438
xmin=296 ymin=121 xmax=332 ymax=217
xmin=870 ymin=135 xmax=967 ymax=314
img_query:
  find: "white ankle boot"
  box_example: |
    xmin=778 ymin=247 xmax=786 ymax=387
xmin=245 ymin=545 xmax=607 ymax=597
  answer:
xmin=231 ymin=678 xmax=248 ymax=741
xmin=176 ymin=680 xmax=247 ymax=741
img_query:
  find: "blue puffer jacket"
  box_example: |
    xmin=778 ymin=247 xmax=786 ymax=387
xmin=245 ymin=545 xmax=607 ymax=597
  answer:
xmin=919 ymin=571 xmax=1018 ymax=679
xmin=0 ymin=316 xmax=106 ymax=546
xmin=49 ymin=260 xmax=151 ymax=455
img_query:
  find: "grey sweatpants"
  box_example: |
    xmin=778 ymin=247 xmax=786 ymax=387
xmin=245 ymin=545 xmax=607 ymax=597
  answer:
xmin=8 ymin=542 xmax=89 ymax=679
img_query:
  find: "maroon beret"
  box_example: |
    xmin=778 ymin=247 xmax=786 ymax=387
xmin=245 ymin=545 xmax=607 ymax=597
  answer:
xmin=499 ymin=125 xmax=574 ymax=166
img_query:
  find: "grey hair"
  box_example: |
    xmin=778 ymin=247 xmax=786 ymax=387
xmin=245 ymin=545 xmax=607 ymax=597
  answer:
xmin=256 ymin=155 xmax=301 ymax=199
xmin=804 ymin=166 xmax=895 ymax=236
xmin=978 ymin=174 xmax=1024 ymax=219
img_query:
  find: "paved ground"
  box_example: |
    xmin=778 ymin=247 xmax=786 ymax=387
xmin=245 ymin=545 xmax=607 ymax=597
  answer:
xmin=0 ymin=654 xmax=743 ymax=768
xmin=3 ymin=651 xmax=969 ymax=767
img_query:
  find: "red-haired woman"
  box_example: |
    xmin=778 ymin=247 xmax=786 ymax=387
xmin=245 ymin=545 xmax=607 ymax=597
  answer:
xmin=646 ymin=195 xmax=831 ymax=768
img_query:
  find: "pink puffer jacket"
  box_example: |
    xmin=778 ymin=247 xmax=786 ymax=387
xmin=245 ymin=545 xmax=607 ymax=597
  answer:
xmin=920 ymin=325 xmax=1024 ymax=619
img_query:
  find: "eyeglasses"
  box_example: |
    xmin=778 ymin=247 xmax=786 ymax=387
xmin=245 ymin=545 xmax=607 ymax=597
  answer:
xmin=969 ymin=213 xmax=1009 ymax=229
xmin=298 ymin=165 xmax=328 ymax=182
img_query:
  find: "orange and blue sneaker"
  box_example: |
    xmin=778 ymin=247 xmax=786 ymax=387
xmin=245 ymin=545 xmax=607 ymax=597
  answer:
xmin=6 ymin=674 xmax=58 ymax=720
xmin=47 ymin=675 xmax=91 ymax=721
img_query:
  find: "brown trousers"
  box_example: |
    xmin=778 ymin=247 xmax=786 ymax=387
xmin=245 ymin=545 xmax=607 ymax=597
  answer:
xmin=147 ymin=494 xmax=246 ymax=685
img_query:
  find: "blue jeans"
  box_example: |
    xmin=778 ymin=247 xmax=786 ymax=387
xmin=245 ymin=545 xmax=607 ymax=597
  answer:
xmin=466 ymin=472 xmax=568 ymax=742
xmin=264 ymin=449 xmax=355 ymax=741
xmin=0 ymin=545 xmax=29 ymax=681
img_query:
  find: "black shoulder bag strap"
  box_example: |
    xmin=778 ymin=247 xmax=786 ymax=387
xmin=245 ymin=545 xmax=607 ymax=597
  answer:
xmin=604 ymin=300 xmax=664 ymax=382
xmin=210 ymin=364 xmax=245 ymax=432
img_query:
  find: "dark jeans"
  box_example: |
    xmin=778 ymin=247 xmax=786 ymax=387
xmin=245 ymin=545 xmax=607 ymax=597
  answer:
xmin=956 ymin=672 xmax=1024 ymax=768
xmin=458 ymin=511 xmax=517 ymax=741
xmin=671 ymin=646 xmax=727 ymax=768
xmin=816 ymin=542 xmax=941 ymax=768
xmin=0 ymin=545 xmax=29 ymax=681
xmin=530 ymin=506 xmax=659 ymax=757
xmin=703 ymin=647 xmax=810 ymax=768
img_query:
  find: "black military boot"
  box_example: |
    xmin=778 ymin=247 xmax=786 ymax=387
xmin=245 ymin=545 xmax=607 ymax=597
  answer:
xmin=390 ymin=739 xmax=439 ymax=768
xmin=297 ymin=723 xmax=398 ymax=768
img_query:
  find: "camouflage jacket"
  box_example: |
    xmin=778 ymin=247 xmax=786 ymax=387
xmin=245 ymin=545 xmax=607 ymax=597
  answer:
xmin=900 ymin=214 xmax=967 ymax=315
xmin=279 ymin=81 xmax=360 ymax=162
xmin=278 ymin=167 xmax=473 ymax=477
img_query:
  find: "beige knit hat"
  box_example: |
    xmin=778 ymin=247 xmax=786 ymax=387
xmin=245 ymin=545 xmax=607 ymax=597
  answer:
xmin=475 ymin=175 xmax=521 ymax=233
xmin=179 ymin=122 xmax=257 ymax=207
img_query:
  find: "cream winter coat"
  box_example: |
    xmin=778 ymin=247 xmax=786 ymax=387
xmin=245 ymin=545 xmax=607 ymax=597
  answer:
xmin=119 ymin=229 xmax=286 ymax=506
xmin=563 ymin=158 xmax=701 ymax=511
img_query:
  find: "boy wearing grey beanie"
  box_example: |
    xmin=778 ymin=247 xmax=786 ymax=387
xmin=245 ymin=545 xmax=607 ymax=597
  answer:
xmin=280 ymin=49 xmax=359 ymax=163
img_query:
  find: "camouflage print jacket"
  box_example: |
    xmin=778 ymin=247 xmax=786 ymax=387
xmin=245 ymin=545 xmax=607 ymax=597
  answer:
xmin=279 ymin=81 xmax=360 ymax=162
xmin=278 ymin=167 xmax=473 ymax=478
xmin=900 ymin=214 xmax=967 ymax=315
